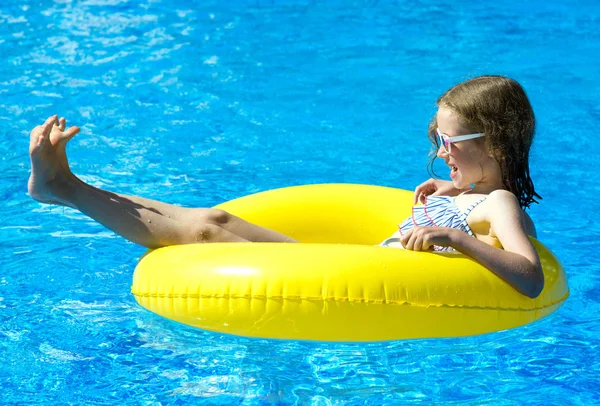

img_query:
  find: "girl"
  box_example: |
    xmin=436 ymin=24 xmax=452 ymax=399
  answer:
xmin=27 ymin=75 xmax=544 ymax=298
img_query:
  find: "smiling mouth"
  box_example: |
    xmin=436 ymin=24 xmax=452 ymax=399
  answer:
xmin=450 ymin=165 xmax=458 ymax=178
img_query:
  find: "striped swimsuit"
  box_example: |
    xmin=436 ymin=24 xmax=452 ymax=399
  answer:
xmin=380 ymin=195 xmax=487 ymax=252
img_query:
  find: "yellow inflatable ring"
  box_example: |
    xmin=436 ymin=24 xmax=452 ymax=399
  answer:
xmin=131 ymin=184 xmax=569 ymax=342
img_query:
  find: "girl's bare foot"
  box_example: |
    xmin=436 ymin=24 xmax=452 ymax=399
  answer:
xmin=51 ymin=117 xmax=78 ymax=176
xmin=28 ymin=115 xmax=80 ymax=207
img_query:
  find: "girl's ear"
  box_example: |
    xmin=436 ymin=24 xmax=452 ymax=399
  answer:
xmin=488 ymin=144 xmax=502 ymax=160
xmin=494 ymin=150 xmax=513 ymax=170
xmin=488 ymin=147 xmax=504 ymax=168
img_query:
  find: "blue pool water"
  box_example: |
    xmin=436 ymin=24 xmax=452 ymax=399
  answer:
xmin=2 ymin=0 xmax=600 ymax=404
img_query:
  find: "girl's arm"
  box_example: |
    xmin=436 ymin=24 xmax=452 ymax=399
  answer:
xmin=401 ymin=190 xmax=544 ymax=298
xmin=445 ymin=230 xmax=543 ymax=299
xmin=413 ymin=178 xmax=470 ymax=204
xmin=473 ymin=190 xmax=544 ymax=298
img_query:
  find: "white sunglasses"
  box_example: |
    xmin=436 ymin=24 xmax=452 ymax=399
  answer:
xmin=436 ymin=128 xmax=486 ymax=153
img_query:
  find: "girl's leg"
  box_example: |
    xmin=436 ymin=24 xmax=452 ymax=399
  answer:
xmin=28 ymin=116 xmax=297 ymax=249
xmin=66 ymin=184 xmax=299 ymax=248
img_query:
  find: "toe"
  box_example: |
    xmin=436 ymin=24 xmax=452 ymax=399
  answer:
xmin=44 ymin=115 xmax=59 ymax=128
xmin=64 ymin=126 xmax=80 ymax=138
xmin=41 ymin=116 xmax=58 ymax=140
xmin=56 ymin=126 xmax=79 ymax=147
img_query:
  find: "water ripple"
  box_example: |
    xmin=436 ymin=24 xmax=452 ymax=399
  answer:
xmin=2 ymin=0 xmax=600 ymax=404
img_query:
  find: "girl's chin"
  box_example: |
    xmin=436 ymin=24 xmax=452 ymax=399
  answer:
xmin=451 ymin=176 xmax=468 ymax=190
xmin=450 ymin=169 xmax=471 ymax=190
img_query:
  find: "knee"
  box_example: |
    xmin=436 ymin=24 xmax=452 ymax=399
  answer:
xmin=193 ymin=223 xmax=223 ymax=243
xmin=184 ymin=209 xmax=231 ymax=243
xmin=202 ymin=208 xmax=231 ymax=226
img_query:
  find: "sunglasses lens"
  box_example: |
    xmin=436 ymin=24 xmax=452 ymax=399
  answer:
xmin=438 ymin=133 xmax=450 ymax=153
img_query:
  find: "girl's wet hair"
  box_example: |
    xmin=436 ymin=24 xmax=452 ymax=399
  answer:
xmin=427 ymin=75 xmax=541 ymax=209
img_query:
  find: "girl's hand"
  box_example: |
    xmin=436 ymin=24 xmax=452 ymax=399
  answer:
xmin=413 ymin=178 xmax=462 ymax=204
xmin=400 ymin=226 xmax=458 ymax=251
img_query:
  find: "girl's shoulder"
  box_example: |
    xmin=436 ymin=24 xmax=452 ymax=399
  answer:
xmin=457 ymin=189 xmax=518 ymax=207
xmin=475 ymin=190 xmax=537 ymax=237
xmin=487 ymin=189 xmax=518 ymax=201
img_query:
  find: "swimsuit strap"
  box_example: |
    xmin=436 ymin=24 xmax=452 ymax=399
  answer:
xmin=459 ymin=197 xmax=487 ymax=237
xmin=464 ymin=197 xmax=487 ymax=214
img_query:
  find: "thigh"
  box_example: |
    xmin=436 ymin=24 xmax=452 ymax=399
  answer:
xmin=226 ymin=214 xmax=299 ymax=243
xmin=184 ymin=208 xmax=298 ymax=243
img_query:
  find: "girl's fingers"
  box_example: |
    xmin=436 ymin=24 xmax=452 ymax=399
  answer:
xmin=405 ymin=228 xmax=432 ymax=251
xmin=414 ymin=189 xmax=428 ymax=204
xmin=59 ymin=117 xmax=66 ymax=131
xmin=404 ymin=235 xmax=413 ymax=250
xmin=401 ymin=227 xmax=438 ymax=251
xmin=399 ymin=228 xmax=411 ymax=249
xmin=421 ymin=235 xmax=432 ymax=251
xmin=413 ymin=188 xmax=421 ymax=204
xmin=414 ymin=180 xmax=439 ymax=204
xmin=413 ymin=181 xmax=430 ymax=204
xmin=407 ymin=230 xmax=420 ymax=251
xmin=413 ymin=234 xmax=424 ymax=251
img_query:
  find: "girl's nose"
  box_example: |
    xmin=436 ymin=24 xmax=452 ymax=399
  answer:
xmin=436 ymin=144 xmax=448 ymax=158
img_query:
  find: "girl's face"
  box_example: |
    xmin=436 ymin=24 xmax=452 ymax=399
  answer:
xmin=435 ymin=107 xmax=503 ymax=192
